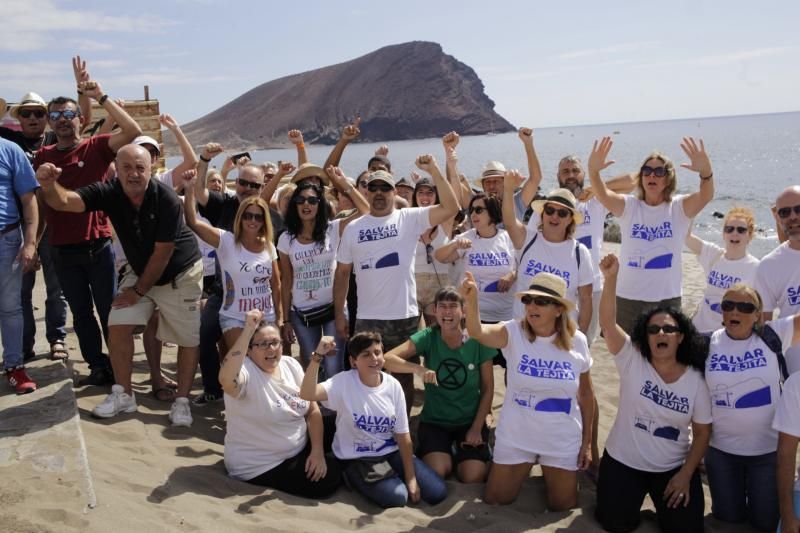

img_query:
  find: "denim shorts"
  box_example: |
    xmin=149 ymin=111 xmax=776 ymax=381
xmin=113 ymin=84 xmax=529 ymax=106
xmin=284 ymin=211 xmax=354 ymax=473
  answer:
xmin=219 ymin=314 xmax=245 ymax=333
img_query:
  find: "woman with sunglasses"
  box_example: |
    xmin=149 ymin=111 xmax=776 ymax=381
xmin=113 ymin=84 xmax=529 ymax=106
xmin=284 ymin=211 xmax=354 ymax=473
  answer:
xmin=588 ymin=136 xmax=715 ymax=333
xmin=278 ymin=170 xmax=367 ymax=375
xmin=300 ymin=331 xmax=448 ymax=508
xmin=185 ymin=181 xmax=281 ymax=348
xmin=413 ymin=177 xmax=450 ymax=326
xmin=596 ymin=253 xmax=711 ymax=533
xmin=462 ymin=270 xmax=594 ymax=511
xmin=684 ymin=207 xmax=759 ymax=335
xmin=218 ymin=308 xmax=341 ymax=497
xmin=703 ymin=283 xmax=800 ymax=531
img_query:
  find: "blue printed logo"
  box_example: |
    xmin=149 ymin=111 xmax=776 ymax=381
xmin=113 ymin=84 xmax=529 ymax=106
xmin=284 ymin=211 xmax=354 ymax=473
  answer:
xmin=788 ymin=285 xmax=800 ymax=306
xmin=358 ymin=224 xmax=399 ymax=242
xmin=523 ymin=260 xmax=571 ymax=287
xmin=711 ymin=378 xmax=771 ymax=409
xmin=639 ymin=380 xmax=689 ymax=414
xmin=627 ymin=247 xmax=673 ymax=270
xmin=467 ymin=251 xmax=511 ymax=267
xmin=358 ymin=253 xmax=399 ymax=271
xmin=512 ymin=388 xmax=572 ymax=414
xmin=577 ymin=235 xmax=592 ymax=250
xmin=708 ymin=348 xmax=767 ymax=373
xmin=630 ymin=221 xmax=673 ymax=242
xmin=707 ymin=270 xmax=741 ymax=289
xmin=634 ymin=416 xmax=681 ymax=441
xmin=517 ymin=355 xmax=576 ymax=380
xmin=352 ymin=413 xmax=396 ymax=434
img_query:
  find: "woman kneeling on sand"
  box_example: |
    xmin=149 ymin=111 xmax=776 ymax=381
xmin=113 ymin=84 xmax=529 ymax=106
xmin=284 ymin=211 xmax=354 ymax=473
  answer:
xmin=595 ymin=254 xmax=711 ymax=533
xmin=219 ymin=309 xmax=341 ymax=498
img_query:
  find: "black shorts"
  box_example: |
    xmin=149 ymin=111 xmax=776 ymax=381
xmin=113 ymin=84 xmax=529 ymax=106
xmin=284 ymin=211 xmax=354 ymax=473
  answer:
xmin=416 ymin=422 xmax=492 ymax=465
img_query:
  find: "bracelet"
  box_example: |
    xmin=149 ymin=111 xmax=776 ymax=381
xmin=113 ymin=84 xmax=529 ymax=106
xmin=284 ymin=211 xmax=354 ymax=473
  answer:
xmin=343 ymin=185 xmax=354 ymax=195
xmin=297 ymin=143 xmax=305 ymax=149
xmin=98 ymin=94 xmax=109 ymax=106
xmin=311 ymin=351 xmax=324 ymax=363
xmin=199 ymin=154 xmax=211 ymax=163
xmin=132 ymin=285 xmax=146 ymax=297
xmin=700 ymin=172 xmax=713 ymax=180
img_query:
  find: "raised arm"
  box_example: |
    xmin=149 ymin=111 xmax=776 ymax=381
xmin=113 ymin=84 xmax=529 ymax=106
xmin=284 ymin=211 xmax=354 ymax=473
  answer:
xmin=326 ymin=165 xmax=369 ymax=214
xmin=300 ymin=337 xmax=336 ymax=402
xmin=35 ymin=164 xmax=86 ymax=213
xmin=218 ymin=309 xmax=263 ymax=396
xmin=323 ymin=117 xmax=360 ymax=169
xmin=598 ymin=254 xmax=627 ymax=353
xmin=442 ymin=132 xmax=470 ymax=209
xmin=72 ymin=56 xmax=93 ymax=132
xmin=587 ymin=137 xmax=625 ymax=217
xmin=78 ymin=81 xmax=142 ymax=152
xmin=195 ymin=143 xmax=224 ymax=207
xmin=460 ymin=272 xmax=508 ymax=349
xmin=260 ymin=161 xmax=294 ymax=204
xmin=679 ymin=137 xmax=714 ymax=219
xmin=160 ymin=114 xmax=198 ymax=178
xmin=502 ymin=170 xmax=527 ymax=249
xmin=415 ymin=155 xmax=459 ymax=227
xmin=684 ymin=223 xmax=704 ymax=256
xmin=181 ymin=170 xmax=221 ymax=247
xmin=288 ymin=129 xmax=308 ymax=166
xmin=516 ymin=128 xmax=543 ymax=207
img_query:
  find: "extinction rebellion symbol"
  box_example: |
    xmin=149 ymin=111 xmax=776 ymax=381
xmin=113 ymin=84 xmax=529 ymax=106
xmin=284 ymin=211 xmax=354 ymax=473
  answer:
xmin=436 ymin=358 xmax=468 ymax=390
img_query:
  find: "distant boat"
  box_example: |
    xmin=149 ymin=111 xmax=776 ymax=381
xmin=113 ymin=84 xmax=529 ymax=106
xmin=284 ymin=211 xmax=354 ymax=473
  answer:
xmin=486 ymin=115 xmax=496 ymax=136
xmin=613 ymin=130 xmax=621 ymax=135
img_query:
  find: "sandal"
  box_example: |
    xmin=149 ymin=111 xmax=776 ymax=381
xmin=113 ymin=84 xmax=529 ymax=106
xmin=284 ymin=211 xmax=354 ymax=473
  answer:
xmin=152 ymin=387 xmax=177 ymax=402
xmin=49 ymin=341 xmax=69 ymax=361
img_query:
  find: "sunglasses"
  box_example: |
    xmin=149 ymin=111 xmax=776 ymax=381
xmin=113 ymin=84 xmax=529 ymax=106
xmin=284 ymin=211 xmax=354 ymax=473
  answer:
xmin=367 ymin=183 xmax=393 ymax=193
xmin=237 ymin=178 xmax=262 ymax=190
xmin=241 ymin=212 xmax=265 ymax=222
xmin=521 ymin=295 xmax=559 ymax=306
xmin=249 ymin=339 xmax=282 ymax=350
xmin=646 ymin=324 xmax=681 ymax=335
xmin=777 ymin=205 xmax=800 ymax=219
xmin=48 ymin=109 xmax=79 ymax=121
xmin=543 ymin=205 xmax=571 ymax=218
xmin=469 ymin=206 xmax=486 ymax=215
xmin=724 ymin=225 xmax=749 ymax=234
xmin=19 ymin=109 xmax=46 ymax=119
xmin=294 ymin=195 xmax=320 ymax=205
xmin=720 ymin=300 xmax=757 ymax=313
xmin=641 ymin=165 xmax=668 ymax=177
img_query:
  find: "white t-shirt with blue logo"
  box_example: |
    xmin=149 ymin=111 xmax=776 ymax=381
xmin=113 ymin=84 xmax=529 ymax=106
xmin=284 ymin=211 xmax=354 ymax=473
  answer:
xmin=772 ymin=372 xmax=800 ymax=490
xmin=338 ymin=207 xmax=432 ymax=320
xmin=756 ymin=242 xmax=800 ymax=373
xmin=495 ymin=320 xmax=592 ymax=460
xmin=514 ymin=225 xmax=594 ymax=319
xmin=277 ymin=219 xmax=341 ymax=311
xmin=617 ymin=195 xmax=691 ymax=301
xmin=605 ymin=337 xmax=713 ymax=472
xmin=706 ymin=317 xmax=794 ymax=455
xmin=693 ymin=240 xmax=759 ymax=334
xmin=321 ymin=370 xmax=409 ymax=460
xmin=454 ymin=228 xmax=516 ymax=322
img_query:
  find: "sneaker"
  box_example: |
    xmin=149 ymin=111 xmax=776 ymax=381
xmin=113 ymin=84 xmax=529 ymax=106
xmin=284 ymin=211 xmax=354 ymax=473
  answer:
xmin=92 ymin=384 xmax=137 ymax=418
xmin=79 ymin=366 xmax=115 ymax=387
xmin=192 ymin=390 xmax=223 ymax=406
xmin=6 ymin=366 xmax=36 ymax=394
xmin=169 ymin=397 xmax=193 ymax=427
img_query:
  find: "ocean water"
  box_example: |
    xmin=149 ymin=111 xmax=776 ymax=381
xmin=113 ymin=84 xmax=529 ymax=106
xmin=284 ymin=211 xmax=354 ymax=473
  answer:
xmin=174 ymin=111 xmax=800 ymax=258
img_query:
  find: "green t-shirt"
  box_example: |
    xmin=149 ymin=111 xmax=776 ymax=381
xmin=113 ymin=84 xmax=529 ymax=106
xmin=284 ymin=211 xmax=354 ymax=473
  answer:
xmin=410 ymin=327 xmax=495 ymax=427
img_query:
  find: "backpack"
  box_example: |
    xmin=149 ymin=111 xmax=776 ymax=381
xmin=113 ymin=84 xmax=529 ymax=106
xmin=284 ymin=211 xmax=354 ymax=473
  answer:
xmin=757 ymin=323 xmax=789 ymax=382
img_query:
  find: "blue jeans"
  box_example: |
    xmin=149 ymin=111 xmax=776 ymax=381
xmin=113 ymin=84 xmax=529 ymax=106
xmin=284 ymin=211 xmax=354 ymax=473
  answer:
xmin=51 ymin=240 xmax=115 ymax=370
xmin=342 ymin=451 xmax=448 ymax=508
xmin=0 ymin=228 xmax=23 ymax=369
xmin=198 ymin=292 xmax=223 ymax=396
xmin=705 ymin=446 xmax=779 ymax=531
xmin=290 ymin=310 xmax=343 ymax=380
xmin=22 ymin=230 xmax=67 ymax=352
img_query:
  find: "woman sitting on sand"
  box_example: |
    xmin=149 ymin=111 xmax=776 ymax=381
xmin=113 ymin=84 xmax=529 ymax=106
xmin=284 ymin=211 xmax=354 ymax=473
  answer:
xmin=595 ymin=254 xmax=711 ymax=533
xmin=684 ymin=206 xmax=759 ymax=336
xmin=218 ymin=309 xmax=341 ymax=498
xmin=703 ymin=283 xmax=800 ymax=531
xmin=383 ymin=287 xmax=495 ymax=483
xmin=588 ymin=136 xmax=714 ymax=333
xmin=300 ymin=331 xmax=448 ymax=508
xmin=462 ymin=271 xmax=594 ymax=511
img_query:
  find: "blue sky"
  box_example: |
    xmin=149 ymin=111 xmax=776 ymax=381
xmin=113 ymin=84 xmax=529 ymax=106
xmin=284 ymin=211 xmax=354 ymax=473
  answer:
xmin=3 ymin=0 xmax=799 ymax=129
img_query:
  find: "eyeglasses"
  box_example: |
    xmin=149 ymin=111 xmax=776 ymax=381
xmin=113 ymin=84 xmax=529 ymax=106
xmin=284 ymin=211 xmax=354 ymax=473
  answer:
xmin=777 ymin=205 xmax=800 ymax=219
xmin=19 ymin=109 xmax=46 ymax=119
xmin=237 ymin=178 xmax=262 ymax=190
xmin=48 ymin=109 xmax=79 ymax=121
xmin=720 ymin=300 xmax=757 ymax=313
xmin=367 ymin=183 xmax=393 ymax=193
xmin=521 ymin=295 xmax=559 ymax=306
xmin=641 ymin=165 xmax=668 ymax=177
xmin=469 ymin=206 xmax=486 ymax=215
xmin=646 ymin=324 xmax=681 ymax=335
xmin=249 ymin=339 xmax=282 ymax=350
xmin=357 ymin=180 xmax=368 ymax=188
xmin=543 ymin=205 xmax=571 ymax=218
xmin=724 ymin=225 xmax=749 ymax=234
xmin=241 ymin=212 xmax=264 ymax=222
xmin=294 ymin=196 xmax=320 ymax=205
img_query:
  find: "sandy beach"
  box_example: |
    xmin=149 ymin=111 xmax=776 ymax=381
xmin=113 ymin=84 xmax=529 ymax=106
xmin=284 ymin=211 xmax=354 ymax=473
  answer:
xmin=1 ymin=244 xmax=768 ymax=532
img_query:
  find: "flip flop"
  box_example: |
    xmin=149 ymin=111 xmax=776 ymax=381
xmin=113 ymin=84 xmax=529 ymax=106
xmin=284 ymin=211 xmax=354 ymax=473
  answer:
xmin=49 ymin=341 xmax=69 ymax=361
xmin=152 ymin=387 xmax=177 ymax=402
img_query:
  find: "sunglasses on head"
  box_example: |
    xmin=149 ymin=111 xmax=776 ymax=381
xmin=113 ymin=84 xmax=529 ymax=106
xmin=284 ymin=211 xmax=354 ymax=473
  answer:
xmin=543 ymin=204 xmax=571 ymax=218
xmin=294 ymin=195 xmax=320 ymax=205
xmin=367 ymin=183 xmax=393 ymax=193
xmin=249 ymin=339 xmax=281 ymax=350
xmin=237 ymin=178 xmax=262 ymax=190
xmin=48 ymin=109 xmax=79 ymax=121
xmin=469 ymin=206 xmax=486 ymax=215
xmin=241 ymin=212 xmax=264 ymax=222
xmin=641 ymin=165 xmax=668 ymax=177
xmin=646 ymin=324 xmax=680 ymax=335
xmin=720 ymin=300 xmax=757 ymax=313
xmin=19 ymin=109 xmax=46 ymax=119
xmin=777 ymin=205 xmax=800 ymax=219
xmin=521 ymin=295 xmax=559 ymax=306
xmin=724 ymin=225 xmax=749 ymax=234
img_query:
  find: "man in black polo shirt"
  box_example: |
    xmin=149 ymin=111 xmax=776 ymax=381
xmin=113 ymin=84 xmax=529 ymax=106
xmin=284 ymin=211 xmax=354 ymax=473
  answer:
xmin=36 ymin=144 xmax=203 ymax=426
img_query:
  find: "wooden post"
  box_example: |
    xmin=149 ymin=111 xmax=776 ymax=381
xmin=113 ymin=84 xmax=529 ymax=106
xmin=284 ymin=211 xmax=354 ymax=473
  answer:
xmin=144 ymin=85 xmax=150 ymax=101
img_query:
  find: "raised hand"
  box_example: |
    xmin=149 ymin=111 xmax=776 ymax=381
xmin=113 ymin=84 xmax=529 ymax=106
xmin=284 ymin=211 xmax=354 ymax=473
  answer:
xmin=504 ymin=169 xmax=525 ymax=189
xmin=158 ymin=113 xmax=179 ymax=131
xmin=375 ymin=144 xmax=389 ymax=157
xmin=35 ymin=163 xmax=62 ymax=190
xmin=72 ymin=55 xmax=89 ymax=84
xmin=588 ymin=137 xmax=615 ymax=176
xmin=276 ymin=161 xmax=295 ymax=178
xmin=442 ymin=131 xmax=459 ymax=149
xmin=445 ymin=146 xmax=458 ymax=166
xmin=78 ymin=80 xmax=104 ymax=101
xmin=679 ymin=137 xmax=712 ymax=177
xmin=409 ymin=170 xmax=422 ymax=184
xmin=316 ymin=335 xmax=336 ymax=356
xmin=460 ymin=271 xmax=479 ymax=302
xmin=201 ymin=142 xmax=224 ymax=161
xmin=518 ymin=127 xmax=533 ymax=145
xmin=599 ymin=253 xmax=619 ymax=279
xmin=179 ymin=169 xmax=197 ymax=186
xmin=342 ymin=117 xmax=361 ymax=141
xmin=244 ymin=309 xmax=264 ymax=330
xmin=325 ymin=165 xmax=347 ymax=185
xmin=415 ymin=154 xmax=438 ymax=174
xmin=235 ymin=155 xmax=251 ymax=168
xmin=288 ymin=129 xmax=304 ymax=145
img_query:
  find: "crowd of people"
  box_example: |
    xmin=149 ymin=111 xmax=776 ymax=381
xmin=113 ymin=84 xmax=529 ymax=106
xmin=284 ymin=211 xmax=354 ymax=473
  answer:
xmin=3 ymin=56 xmax=800 ymax=531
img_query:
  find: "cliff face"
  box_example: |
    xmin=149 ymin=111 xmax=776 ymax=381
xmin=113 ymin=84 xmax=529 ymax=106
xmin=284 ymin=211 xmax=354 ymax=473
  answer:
xmin=176 ymin=41 xmax=514 ymax=150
